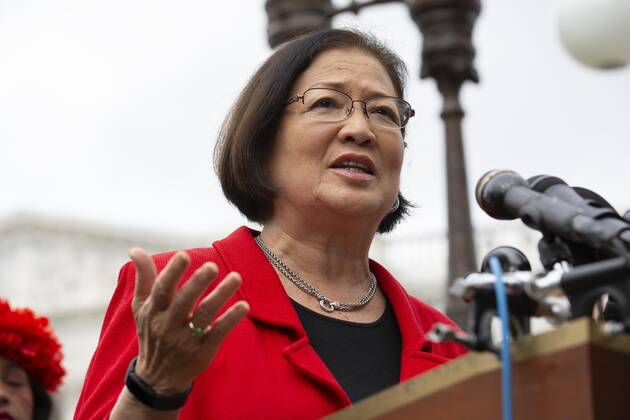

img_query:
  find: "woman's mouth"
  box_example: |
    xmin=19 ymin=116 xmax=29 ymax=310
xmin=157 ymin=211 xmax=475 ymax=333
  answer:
xmin=0 ymin=412 xmax=15 ymax=420
xmin=330 ymin=167 xmax=375 ymax=181
xmin=329 ymin=154 xmax=376 ymax=181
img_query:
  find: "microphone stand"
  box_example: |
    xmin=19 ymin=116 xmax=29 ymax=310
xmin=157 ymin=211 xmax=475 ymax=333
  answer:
xmin=431 ymin=239 xmax=630 ymax=353
xmin=429 ymin=170 xmax=630 ymax=351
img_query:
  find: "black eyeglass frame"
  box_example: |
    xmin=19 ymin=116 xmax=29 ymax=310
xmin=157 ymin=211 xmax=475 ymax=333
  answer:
xmin=286 ymin=87 xmax=416 ymax=129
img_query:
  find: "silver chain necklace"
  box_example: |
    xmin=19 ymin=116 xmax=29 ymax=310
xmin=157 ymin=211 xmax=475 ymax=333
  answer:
xmin=255 ymin=235 xmax=377 ymax=313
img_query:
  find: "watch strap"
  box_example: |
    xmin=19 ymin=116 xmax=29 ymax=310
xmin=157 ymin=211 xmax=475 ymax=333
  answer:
xmin=125 ymin=356 xmax=192 ymax=411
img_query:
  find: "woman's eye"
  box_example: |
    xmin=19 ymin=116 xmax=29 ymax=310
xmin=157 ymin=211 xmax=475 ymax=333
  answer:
xmin=316 ymin=99 xmax=332 ymax=108
xmin=4 ymin=377 xmax=27 ymax=387
xmin=305 ymin=94 xmax=344 ymax=110
xmin=3 ymin=368 xmax=29 ymax=388
xmin=372 ymin=107 xmax=398 ymax=121
xmin=311 ymin=97 xmax=341 ymax=109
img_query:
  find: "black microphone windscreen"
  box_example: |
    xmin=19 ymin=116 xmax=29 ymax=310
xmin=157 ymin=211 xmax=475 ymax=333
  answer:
xmin=572 ymin=187 xmax=618 ymax=215
xmin=527 ymin=175 xmax=568 ymax=193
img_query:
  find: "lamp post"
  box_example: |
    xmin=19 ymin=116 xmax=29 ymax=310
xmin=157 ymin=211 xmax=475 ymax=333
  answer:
xmin=264 ymin=0 xmax=480 ymax=328
xmin=265 ymin=0 xmax=334 ymax=48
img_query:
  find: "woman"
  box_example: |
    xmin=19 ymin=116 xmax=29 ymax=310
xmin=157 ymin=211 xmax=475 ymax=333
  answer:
xmin=0 ymin=299 xmax=65 ymax=420
xmin=75 ymin=29 xmax=467 ymax=419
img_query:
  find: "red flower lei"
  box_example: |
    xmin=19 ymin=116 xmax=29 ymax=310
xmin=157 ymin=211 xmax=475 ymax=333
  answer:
xmin=0 ymin=299 xmax=65 ymax=392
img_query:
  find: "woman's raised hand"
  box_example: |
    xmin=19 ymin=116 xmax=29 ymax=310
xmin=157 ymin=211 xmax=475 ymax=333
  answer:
xmin=128 ymin=248 xmax=249 ymax=395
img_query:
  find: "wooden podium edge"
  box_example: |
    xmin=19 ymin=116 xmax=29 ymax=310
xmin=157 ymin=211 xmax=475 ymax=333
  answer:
xmin=326 ymin=317 xmax=630 ymax=419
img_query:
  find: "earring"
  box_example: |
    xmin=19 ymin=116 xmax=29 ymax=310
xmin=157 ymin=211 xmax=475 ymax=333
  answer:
xmin=390 ymin=196 xmax=400 ymax=213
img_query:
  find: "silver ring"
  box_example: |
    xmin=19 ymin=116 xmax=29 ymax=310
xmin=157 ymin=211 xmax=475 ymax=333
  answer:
xmin=187 ymin=321 xmax=204 ymax=337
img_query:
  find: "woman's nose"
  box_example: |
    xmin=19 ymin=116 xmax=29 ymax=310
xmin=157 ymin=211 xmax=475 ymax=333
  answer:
xmin=339 ymin=104 xmax=376 ymax=145
xmin=0 ymin=388 xmax=10 ymax=406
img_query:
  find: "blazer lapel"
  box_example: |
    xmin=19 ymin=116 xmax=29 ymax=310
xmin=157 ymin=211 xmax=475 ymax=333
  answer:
xmin=282 ymin=337 xmax=350 ymax=405
xmin=370 ymin=260 xmax=451 ymax=380
xmin=213 ymin=227 xmax=350 ymax=406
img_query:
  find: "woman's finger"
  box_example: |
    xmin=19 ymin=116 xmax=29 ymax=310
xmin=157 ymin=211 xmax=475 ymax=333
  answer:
xmin=167 ymin=262 xmax=219 ymax=323
xmin=203 ymin=300 xmax=249 ymax=346
xmin=129 ymin=248 xmax=157 ymax=307
xmin=189 ymin=272 xmax=242 ymax=330
xmin=149 ymin=251 xmax=190 ymax=311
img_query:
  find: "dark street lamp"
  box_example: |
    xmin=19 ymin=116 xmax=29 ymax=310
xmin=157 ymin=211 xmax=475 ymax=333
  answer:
xmin=264 ymin=0 xmax=480 ymax=328
xmin=265 ymin=0 xmax=334 ymax=48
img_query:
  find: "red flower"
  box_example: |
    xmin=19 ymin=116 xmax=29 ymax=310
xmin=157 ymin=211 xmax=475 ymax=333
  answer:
xmin=0 ymin=300 xmax=66 ymax=392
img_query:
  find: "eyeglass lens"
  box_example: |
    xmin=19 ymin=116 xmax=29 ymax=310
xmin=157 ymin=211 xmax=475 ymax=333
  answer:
xmin=301 ymin=88 xmax=411 ymax=129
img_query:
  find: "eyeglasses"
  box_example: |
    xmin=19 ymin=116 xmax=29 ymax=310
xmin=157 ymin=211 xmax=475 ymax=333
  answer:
xmin=286 ymin=87 xmax=415 ymax=130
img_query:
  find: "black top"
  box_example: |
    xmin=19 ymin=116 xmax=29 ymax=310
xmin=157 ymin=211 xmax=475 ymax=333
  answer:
xmin=291 ymin=300 xmax=402 ymax=403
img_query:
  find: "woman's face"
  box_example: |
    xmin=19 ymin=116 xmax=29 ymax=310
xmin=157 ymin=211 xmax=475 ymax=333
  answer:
xmin=0 ymin=356 xmax=34 ymax=420
xmin=268 ymin=48 xmax=404 ymax=226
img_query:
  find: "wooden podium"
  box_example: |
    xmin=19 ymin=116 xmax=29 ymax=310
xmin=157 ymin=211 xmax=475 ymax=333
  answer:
xmin=326 ymin=318 xmax=630 ymax=420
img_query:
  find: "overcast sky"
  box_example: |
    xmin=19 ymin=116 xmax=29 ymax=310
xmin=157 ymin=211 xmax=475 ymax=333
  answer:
xmin=1 ymin=0 xmax=629 ymax=241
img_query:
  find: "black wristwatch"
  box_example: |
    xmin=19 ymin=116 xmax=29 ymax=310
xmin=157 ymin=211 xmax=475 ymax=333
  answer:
xmin=125 ymin=357 xmax=192 ymax=411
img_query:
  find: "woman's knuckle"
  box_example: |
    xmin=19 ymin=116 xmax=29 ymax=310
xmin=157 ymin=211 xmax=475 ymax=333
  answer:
xmin=171 ymin=292 xmax=187 ymax=308
xmin=209 ymin=324 xmax=227 ymax=340
xmin=152 ymin=287 xmax=167 ymax=302
xmin=152 ymin=319 xmax=169 ymax=336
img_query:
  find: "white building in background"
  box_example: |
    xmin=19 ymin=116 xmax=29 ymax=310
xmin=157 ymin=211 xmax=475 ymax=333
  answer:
xmin=0 ymin=213 xmax=209 ymax=420
xmin=0 ymin=212 xmax=540 ymax=419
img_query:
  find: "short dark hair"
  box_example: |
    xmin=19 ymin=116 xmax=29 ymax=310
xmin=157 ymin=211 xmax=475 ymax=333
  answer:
xmin=29 ymin=375 xmax=52 ymax=420
xmin=214 ymin=29 xmax=412 ymax=233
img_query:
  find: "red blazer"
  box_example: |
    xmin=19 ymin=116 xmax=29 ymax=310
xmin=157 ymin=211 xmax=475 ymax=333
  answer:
xmin=74 ymin=226 xmax=467 ymax=419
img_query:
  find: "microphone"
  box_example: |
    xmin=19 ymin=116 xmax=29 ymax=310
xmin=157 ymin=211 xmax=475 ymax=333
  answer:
xmin=527 ymin=174 xmax=620 ymax=221
xmin=480 ymin=246 xmax=531 ymax=273
xmin=476 ymin=170 xmax=630 ymax=254
xmin=528 ymin=174 xmax=627 ymax=265
xmin=476 ymin=169 xmax=578 ymax=224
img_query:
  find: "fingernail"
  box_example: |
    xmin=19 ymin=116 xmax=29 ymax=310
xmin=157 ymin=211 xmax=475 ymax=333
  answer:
xmin=128 ymin=247 xmax=142 ymax=258
xmin=202 ymin=262 xmax=217 ymax=275
xmin=175 ymin=251 xmax=189 ymax=264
